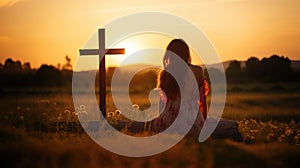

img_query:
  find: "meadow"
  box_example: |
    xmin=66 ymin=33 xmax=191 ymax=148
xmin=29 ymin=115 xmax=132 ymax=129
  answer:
xmin=0 ymin=83 xmax=300 ymax=167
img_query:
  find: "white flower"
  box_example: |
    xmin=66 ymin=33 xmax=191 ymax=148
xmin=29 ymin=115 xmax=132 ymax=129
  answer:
xmin=115 ymin=110 xmax=121 ymax=115
xmin=107 ymin=112 xmax=115 ymax=117
xmin=80 ymin=105 xmax=85 ymax=110
xmin=132 ymin=104 xmax=139 ymax=110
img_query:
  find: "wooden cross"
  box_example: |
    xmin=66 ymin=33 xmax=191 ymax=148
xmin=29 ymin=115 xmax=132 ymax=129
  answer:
xmin=79 ymin=29 xmax=125 ymax=118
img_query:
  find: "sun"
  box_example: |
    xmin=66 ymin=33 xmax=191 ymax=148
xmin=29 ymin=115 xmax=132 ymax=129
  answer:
xmin=118 ymin=39 xmax=141 ymax=58
xmin=106 ymin=37 xmax=143 ymax=67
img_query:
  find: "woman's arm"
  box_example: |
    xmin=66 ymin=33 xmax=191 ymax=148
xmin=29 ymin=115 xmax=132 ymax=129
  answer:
xmin=194 ymin=66 xmax=208 ymax=120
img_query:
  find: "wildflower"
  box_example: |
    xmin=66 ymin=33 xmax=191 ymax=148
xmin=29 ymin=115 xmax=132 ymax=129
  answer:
xmin=248 ymin=136 xmax=255 ymax=141
xmin=107 ymin=112 xmax=115 ymax=117
xmin=268 ymin=122 xmax=277 ymax=129
xmin=267 ymin=133 xmax=274 ymax=142
xmin=42 ymin=99 xmax=50 ymax=103
xmin=19 ymin=115 xmax=24 ymax=120
xmin=57 ymin=114 xmax=63 ymax=120
xmin=285 ymin=129 xmax=293 ymax=136
xmin=26 ymin=107 xmax=30 ymax=111
xmin=294 ymin=133 xmax=300 ymax=144
xmin=115 ymin=110 xmax=121 ymax=115
xmin=250 ymin=129 xmax=259 ymax=133
xmin=278 ymin=134 xmax=285 ymax=142
xmin=132 ymin=104 xmax=140 ymax=110
xmin=259 ymin=121 xmax=266 ymax=127
xmin=80 ymin=105 xmax=85 ymax=110
xmin=17 ymin=106 xmax=21 ymax=110
xmin=64 ymin=110 xmax=71 ymax=114
xmin=289 ymin=120 xmax=295 ymax=126
xmin=250 ymin=119 xmax=258 ymax=125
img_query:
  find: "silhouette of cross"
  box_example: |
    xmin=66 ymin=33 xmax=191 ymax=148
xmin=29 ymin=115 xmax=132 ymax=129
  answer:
xmin=79 ymin=29 xmax=125 ymax=118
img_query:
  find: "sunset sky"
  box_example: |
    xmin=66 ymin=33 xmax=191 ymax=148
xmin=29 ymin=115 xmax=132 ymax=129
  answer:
xmin=0 ymin=0 xmax=299 ymax=69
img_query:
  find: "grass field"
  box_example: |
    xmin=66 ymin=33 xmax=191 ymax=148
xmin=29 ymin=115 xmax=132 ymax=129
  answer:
xmin=1 ymin=83 xmax=300 ymax=167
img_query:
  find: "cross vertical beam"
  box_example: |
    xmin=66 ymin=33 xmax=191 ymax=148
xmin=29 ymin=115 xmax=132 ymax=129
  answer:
xmin=99 ymin=29 xmax=106 ymax=119
xmin=79 ymin=29 xmax=125 ymax=118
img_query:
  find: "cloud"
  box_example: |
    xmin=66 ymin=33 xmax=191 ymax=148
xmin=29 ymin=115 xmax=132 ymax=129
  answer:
xmin=0 ymin=0 xmax=23 ymax=8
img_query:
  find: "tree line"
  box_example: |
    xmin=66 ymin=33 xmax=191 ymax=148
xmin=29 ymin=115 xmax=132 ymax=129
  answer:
xmin=0 ymin=54 xmax=299 ymax=88
xmin=225 ymin=55 xmax=299 ymax=83
xmin=0 ymin=56 xmax=72 ymax=87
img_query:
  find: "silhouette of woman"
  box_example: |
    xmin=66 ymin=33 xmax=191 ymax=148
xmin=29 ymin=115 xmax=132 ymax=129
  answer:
xmin=152 ymin=39 xmax=209 ymax=136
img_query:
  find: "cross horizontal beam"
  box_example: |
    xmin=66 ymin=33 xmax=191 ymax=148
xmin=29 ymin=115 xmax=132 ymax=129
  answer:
xmin=79 ymin=48 xmax=125 ymax=55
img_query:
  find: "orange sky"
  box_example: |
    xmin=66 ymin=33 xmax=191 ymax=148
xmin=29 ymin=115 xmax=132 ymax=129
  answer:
xmin=0 ymin=0 xmax=299 ymax=68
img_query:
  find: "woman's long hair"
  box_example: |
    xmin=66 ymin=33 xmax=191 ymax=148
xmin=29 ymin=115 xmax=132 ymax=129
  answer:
xmin=157 ymin=39 xmax=191 ymax=99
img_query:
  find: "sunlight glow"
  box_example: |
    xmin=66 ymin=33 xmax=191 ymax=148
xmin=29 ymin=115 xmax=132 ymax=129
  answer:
xmin=108 ymin=38 xmax=142 ymax=66
xmin=106 ymin=33 xmax=204 ymax=68
xmin=106 ymin=33 xmax=171 ymax=67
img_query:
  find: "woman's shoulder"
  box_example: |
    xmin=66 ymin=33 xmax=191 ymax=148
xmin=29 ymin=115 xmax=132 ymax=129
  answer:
xmin=189 ymin=64 xmax=204 ymax=74
xmin=189 ymin=63 xmax=203 ymax=69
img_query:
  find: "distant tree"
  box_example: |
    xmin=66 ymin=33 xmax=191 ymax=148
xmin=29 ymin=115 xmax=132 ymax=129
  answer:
xmin=23 ymin=62 xmax=31 ymax=71
xmin=57 ymin=63 xmax=61 ymax=70
xmin=4 ymin=58 xmax=22 ymax=72
xmin=1 ymin=58 xmax=24 ymax=86
xmin=62 ymin=55 xmax=72 ymax=71
xmin=226 ymin=60 xmax=244 ymax=83
xmin=260 ymin=55 xmax=293 ymax=82
xmin=36 ymin=64 xmax=62 ymax=86
xmin=0 ymin=57 xmax=76 ymax=87
xmin=245 ymin=57 xmax=261 ymax=82
xmin=293 ymin=70 xmax=300 ymax=81
xmin=61 ymin=56 xmax=73 ymax=86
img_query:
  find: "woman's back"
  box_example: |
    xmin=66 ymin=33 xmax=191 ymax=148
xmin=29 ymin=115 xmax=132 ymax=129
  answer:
xmin=152 ymin=39 xmax=207 ymax=136
xmin=153 ymin=64 xmax=205 ymax=135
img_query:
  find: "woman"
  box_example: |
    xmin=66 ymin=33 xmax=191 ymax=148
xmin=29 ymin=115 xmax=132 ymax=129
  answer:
xmin=152 ymin=39 xmax=208 ymax=136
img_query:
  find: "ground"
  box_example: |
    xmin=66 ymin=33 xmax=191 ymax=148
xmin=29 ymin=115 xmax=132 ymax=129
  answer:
xmin=0 ymin=83 xmax=300 ymax=167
